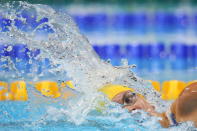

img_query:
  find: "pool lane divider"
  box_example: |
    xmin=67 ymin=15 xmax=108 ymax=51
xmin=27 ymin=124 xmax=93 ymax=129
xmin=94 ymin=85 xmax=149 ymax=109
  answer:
xmin=1 ymin=12 xmax=196 ymax=34
xmin=10 ymin=81 xmax=28 ymax=101
xmin=93 ymin=44 xmax=197 ymax=60
xmin=34 ymin=81 xmax=61 ymax=98
xmin=0 ymin=82 xmax=8 ymax=101
xmin=0 ymin=80 xmax=196 ymax=101
xmin=161 ymin=80 xmax=187 ymax=100
xmin=0 ymin=43 xmax=196 ymax=72
xmin=73 ymin=13 xmax=194 ymax=33
xmin=149 ymin=80 xmax=160 ymax=92
xmin=0 ymin=81 xmax=28 ymax=101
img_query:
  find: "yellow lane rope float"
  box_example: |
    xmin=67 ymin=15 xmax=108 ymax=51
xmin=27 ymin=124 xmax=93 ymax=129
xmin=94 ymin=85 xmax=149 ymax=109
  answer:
xmin=34 ymin=80 xmax=75 ymax=99
xmin=34 ymin=81 xmax=61 ymax=98
xmin=161 ymin=80 xmax=186 ymax=100
xmin=0 ymin=81 xmax=8 ymax=101
xmin=61 ymin=81 xmax=75 ymax=89
xmin=0 ymin=80 xmax=196 ymax=101
xmin=9 ymin=81 xmax=28 ymax=101
xmin=149 ymin=80 xmax=161 ymax=92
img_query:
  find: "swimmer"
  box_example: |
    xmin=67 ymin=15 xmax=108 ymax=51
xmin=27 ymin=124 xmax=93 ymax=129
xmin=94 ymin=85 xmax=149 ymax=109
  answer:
xmin=109 ymin=82 xmax=197 ymax=128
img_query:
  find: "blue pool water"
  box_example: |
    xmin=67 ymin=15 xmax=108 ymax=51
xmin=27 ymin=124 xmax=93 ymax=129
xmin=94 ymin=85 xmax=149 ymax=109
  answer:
xmin=0 ymin=2 xmax=196 ymax=131
xmin=0 ymin=95 xmax=195 ymax=131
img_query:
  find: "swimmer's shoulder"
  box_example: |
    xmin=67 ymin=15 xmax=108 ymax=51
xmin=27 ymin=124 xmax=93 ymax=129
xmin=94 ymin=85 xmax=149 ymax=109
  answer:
xmin=186 ymin=82 xmax=197 ymax=89
xmin=180 ymin=82 xmax=197 ymax=96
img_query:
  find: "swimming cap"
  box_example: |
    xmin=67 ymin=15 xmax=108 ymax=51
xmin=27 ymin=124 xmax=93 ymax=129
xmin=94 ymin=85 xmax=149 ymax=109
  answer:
xmin=99 ymin=84 xmax=134 ymax=100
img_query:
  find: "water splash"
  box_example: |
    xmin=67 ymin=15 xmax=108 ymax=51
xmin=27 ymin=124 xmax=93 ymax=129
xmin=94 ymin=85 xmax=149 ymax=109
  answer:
xmin=0 ymin=1 xmax=183 ymax=129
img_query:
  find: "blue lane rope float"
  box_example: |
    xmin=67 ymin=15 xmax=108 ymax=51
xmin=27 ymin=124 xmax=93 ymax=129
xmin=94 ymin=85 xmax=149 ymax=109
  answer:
xmin=0 ymin=18 xmax=12 ymax=32
xmin=0 ymin=43 xmax=196 ymax=71
xmin=0 ymin=44 xmax=52 ymax=73
xmin=0 ymin=11 xmax=54 ymax=34
xmin=93 ymin=44 xmax=197 ymax=59
xmin=149 ymin=43 xmax=165 ymax=58
xmin=188 ymin=45 xmax=197 ymax=58
xmin=170 ymin=43 xmax=188 ymax=58
xmin=73 ymin=13 xmax=107 ymax=32
xmin=72 ymin=13 xmax=191 ymax=33
xmin=112 ymin=13 xmax=147 ymax=31
xmin=154 ymin=12 xmax=178 ymax=33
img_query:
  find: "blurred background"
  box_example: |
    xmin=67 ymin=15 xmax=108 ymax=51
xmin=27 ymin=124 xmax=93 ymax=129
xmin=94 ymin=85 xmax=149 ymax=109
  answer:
xmin=0 ymin=0 xmax=197 ymax=81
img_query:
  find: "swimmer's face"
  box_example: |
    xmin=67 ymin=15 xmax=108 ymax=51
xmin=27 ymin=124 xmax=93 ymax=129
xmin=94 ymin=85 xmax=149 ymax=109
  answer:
xmin=122 ymin=91 xmax=155 ymax=113
xmin=112 ymin=90 xmax=155 ymax=113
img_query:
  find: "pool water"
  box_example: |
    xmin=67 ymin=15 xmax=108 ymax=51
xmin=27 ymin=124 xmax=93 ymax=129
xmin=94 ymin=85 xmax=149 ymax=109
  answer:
xmin=0 ymin=2 xmax=196 ymax=131
xmin=0 ymin=97 xmax=195 ymax=131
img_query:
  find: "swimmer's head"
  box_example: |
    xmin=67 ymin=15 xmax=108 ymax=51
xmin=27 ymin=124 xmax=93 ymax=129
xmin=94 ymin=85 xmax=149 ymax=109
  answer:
xmin=112 ymin=90 xmax=155 ymax=112
xmin=99 ymin=84 xmax=135 ymax=100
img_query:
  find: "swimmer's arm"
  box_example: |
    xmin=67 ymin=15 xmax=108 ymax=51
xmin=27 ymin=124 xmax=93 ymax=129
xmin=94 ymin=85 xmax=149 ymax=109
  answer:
xmin=158 ymin=112 xmax=171 ymax=128
xmin=153 ymin=103 xmax=176 ymax=128
xmin=123 ymin=103 xmax=171 ymax=128
xmin=123 ymin=104 xmax=171 ymax=128
xmin=145 ymin=111 xmax=171 ymax=128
